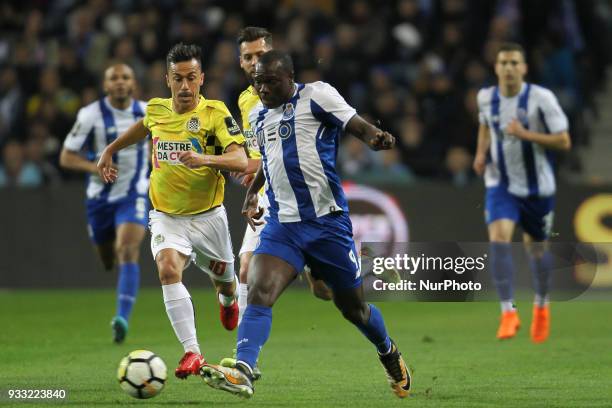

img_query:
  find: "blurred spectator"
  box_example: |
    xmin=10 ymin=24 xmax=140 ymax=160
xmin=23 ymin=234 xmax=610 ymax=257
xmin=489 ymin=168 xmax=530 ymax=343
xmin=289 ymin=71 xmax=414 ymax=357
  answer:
xmin=67 ymin=6 xmax=110 ymax=74
xmin=0 ymin=0 xmax=609 ymax=188
xmin=26 ymin=67 xmax=79 ymax=119
xmin=338 ymin=137 xmax=381 ymax=178
xmin=24 ymin=131 xmax=61 ymax=186
xmin=445 ymin=146 xmax=473 ymax=187
xmin=0 ymin=140 xmax=43 ymax=188
xmin=0 ymin=66 xmax=23 ymax=146
xmin=57 ymin=45 xmax=95 ymax=93
xmin=142 ymin=61 xmax=170 ymax=101
xmin=111 ymin=37 xmax=147 ymax=81
xmin=26 ymin=122 xmax=62 ymax=177
xmin=360 ymin=149 xmax=415 ymax=185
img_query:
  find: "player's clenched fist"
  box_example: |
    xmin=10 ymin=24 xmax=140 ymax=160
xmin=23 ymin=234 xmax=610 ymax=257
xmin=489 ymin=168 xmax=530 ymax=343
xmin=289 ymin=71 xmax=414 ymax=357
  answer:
xmin=178 ymin=151 xmax=207 ymax=168
xmin=369 ymin=131 xmax=395 ymax=151
xmin=97 ymin=148 xmax=118 ymax=184
xmin=473 ymin=154 xmax=486 ymax=176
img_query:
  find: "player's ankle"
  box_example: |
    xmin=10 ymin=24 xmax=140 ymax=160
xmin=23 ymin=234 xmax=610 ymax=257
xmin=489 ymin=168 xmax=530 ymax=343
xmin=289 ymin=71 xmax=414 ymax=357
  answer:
xmin=218 ymin=292 xmax=236 ymax=307
xmin=236 ymin=361 xmax=254 ymax=380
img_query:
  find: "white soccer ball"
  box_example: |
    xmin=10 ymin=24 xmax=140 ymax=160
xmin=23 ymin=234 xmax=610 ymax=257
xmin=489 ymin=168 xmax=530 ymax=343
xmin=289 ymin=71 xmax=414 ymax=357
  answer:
xmin=117 ymin=350 xmax=167 ymax=399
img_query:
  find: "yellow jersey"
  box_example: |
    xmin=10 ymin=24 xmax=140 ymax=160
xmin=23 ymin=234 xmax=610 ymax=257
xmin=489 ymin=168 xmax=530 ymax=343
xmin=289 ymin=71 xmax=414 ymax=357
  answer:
xmin=238 ymin=86 xmax=261 ymax=159
xmin=143 ymin=96 xmax=245 ymax=215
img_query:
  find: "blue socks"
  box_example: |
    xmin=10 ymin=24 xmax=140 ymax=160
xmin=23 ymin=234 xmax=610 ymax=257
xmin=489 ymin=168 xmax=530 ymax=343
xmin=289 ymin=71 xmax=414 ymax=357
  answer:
xmin=354 ymin=304 xmax=392 ymax=354
xmin=529 ymin=250 xmax=553 ymax=304
xmin=236 ymin=304 xmax=272 ymax=370
xmin=236 ymin=303 xmax=392 ymax=370
xmin=490 ymin=243 xmax=515 ymax=302
xmin=117 ymin=262 xmax=140 ymax=321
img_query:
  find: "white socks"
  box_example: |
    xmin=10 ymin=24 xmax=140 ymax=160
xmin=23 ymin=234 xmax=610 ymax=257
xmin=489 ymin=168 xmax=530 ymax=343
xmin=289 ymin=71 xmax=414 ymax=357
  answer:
xmin=238 ymin=282 xmax=248 ymax=325
xmin=534 ymin=294 xmax=549 ymax=307
xmin=162 ymin=282 xmax=200 ymax=354
xmin=218 ymin=274 xmax=239 ymax=306
xmin=500 ymin=300 xmax=516 ymax=313
xmin=218 ymin=292 xmax=235 ymax=306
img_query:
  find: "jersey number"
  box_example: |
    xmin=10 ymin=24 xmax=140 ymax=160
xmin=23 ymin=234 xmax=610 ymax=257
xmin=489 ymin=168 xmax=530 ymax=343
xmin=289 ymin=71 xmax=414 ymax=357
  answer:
xmin=349 ymin=248 xmax=360 ymax=279
xmin=136 ymin=197 xmax=147 ymax=220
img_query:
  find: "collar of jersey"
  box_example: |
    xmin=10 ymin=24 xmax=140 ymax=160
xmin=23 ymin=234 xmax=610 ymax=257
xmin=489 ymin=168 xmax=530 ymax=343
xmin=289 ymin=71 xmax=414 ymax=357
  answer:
xmin=103 ymin=96 xmax=135 ymax=112
xmin=499 ymin=82 xmax=527 ymax=100
xmin=175 ymin=96 xmax=207 ymax=115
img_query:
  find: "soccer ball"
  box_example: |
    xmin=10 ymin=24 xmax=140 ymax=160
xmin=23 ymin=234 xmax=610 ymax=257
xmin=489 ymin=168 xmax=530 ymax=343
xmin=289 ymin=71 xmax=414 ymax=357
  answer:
xmin=117 ymin=350 xmax=167 ymax=399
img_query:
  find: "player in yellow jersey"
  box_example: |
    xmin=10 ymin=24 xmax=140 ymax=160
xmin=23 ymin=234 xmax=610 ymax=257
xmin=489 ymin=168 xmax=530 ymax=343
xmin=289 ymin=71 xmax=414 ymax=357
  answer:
xmin=97 ymin=43 xmax=247 ymax=379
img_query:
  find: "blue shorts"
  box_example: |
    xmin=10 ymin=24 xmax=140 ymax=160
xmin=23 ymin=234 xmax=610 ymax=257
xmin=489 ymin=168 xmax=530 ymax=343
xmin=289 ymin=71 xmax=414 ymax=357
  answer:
xmin=86 ymin=195 xmax=149 ymax=244
xmin=485 ymin=187 xmax=554 ymax=241
xmin=254 ymin=212 xmax=361 ymax=291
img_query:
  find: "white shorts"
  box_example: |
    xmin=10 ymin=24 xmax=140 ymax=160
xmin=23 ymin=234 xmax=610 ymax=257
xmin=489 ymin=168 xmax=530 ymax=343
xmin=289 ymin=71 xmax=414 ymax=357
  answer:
xmin=149 ymin=206 xmax=235 ymax=282
xmin=238 ymin=193 xmax=268 ymax=257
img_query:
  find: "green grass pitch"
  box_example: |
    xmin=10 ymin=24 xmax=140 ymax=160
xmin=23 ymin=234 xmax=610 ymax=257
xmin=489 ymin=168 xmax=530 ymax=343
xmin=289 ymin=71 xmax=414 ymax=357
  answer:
xmin=1 ymin=288 xmax=611 ymax=407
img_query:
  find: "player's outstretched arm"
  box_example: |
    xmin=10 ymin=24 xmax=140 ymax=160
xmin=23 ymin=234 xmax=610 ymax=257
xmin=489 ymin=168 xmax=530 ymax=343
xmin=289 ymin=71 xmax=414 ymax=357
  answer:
xmin=232 ymin=158 xmax=261 ymax=187
xmin=59 ymin=148 xmax=98 ymax=174
xmin=473 ymin=123 xmax=491 ymax=176
xmin=244 ymin=158 xmax=262 ymax=174
xmin=178 ymin=143 xmax=248 ymax=172
xmin=242 ymin=163 xmax=265 ymax=231
xmin=97 ymin=119 xmax=148 ymax=183
xmin=345 ymin=115 xmax=395 ymax=151
xmin=506 ymin=119 xmax=571 ymax=151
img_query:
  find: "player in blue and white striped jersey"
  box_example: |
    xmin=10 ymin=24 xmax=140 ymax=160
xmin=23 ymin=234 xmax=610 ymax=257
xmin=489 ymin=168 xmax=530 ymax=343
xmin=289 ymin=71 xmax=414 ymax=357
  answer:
xmin=473 ymin=43 xmax=571 ymax=343
xmin=200 ymin=51 xmax=411 ymax=399
xmin=60 ymin=64 xmax=149 ymax=343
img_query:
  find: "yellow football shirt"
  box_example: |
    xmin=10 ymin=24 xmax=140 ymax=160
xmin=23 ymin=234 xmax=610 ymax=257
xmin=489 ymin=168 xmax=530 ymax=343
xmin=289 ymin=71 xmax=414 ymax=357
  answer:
xmin=238 ymin=86 xmax=261 ymax=159
xmin=143 ymin=96 xmax=245 ymax=215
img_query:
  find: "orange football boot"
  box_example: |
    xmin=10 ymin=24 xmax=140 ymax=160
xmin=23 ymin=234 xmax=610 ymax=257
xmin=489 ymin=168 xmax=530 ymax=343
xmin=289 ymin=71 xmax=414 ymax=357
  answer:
xmin=496 ymin=310 xmax=521 ymax=339
xmin=530 ymin=305 xmax=550 ymax=343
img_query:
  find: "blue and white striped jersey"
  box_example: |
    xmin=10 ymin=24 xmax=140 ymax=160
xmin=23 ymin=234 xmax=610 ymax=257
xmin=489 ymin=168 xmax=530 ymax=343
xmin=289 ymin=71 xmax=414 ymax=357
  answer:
xmin=64 ymin=97 xmax=149 ymax=202
xmin=249 ymin=81 xmax=357 ymax=223
xmin=477 ymin=83 xmax=568 ymax=198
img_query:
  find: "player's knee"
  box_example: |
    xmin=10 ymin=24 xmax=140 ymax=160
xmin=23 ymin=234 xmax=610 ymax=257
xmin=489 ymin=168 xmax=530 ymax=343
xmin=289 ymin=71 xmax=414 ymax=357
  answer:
xmin=247 ymin=283 xmax=275 ymax=307
xmin=339 ymin=304 xmax=369 ymax=325
xmin=157 ymin=259 xmax=182 ymax=284
xmin=115 ymin=242 xmax=140 ymax=263
xmin=490 ymin=234 xmax=511 ymax=243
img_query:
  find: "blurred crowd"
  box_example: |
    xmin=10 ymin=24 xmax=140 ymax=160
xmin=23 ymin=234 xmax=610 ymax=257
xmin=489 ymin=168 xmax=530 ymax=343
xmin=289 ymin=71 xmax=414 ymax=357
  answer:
xmin=1 ymin=0 xmax=611 ymax=188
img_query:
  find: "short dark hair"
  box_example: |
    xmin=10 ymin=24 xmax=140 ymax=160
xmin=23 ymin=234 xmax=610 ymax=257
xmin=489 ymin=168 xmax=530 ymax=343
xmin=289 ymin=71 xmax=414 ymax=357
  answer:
xmin=237 ymin=26 xmax=273 ymax=46
xmin=497 ymin=42 xmax=526 ymax=59
xmin=258 ymin=50 xmax=294 ymax=76
xmin=166 ymin=43 xmax=202 ymax=69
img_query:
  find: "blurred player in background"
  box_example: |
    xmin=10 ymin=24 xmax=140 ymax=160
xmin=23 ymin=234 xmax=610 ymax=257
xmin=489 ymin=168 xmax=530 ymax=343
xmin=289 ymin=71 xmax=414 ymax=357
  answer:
xmin=60 ymin=63 xmax=148 ymax=344
xmin=201 ymin=51 xmax=411 ymax=399
xmin=97 ymin=44 xmax=247 ymax=378
xmin=473 ymin=43 xmax=571 ymax=343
